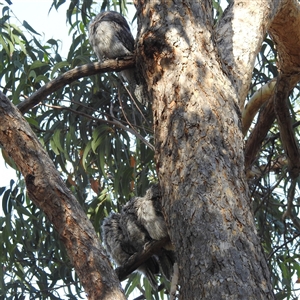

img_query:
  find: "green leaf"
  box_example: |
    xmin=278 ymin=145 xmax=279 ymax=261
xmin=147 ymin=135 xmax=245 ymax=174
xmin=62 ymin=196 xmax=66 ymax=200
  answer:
xmin=82 ymin=141 xmax=92 ymax=170
xmin=91 ymin=126 xmax=111 ymax=153
xmin=51 ymin=61 xmax=70 ymax=77
xmin=143 ymin=277 xmax=154 ymax=300
xmin=29 ymin=61 xmax=48 ymax=70
xmin=50 ymin=138 xmax=60 ymax=156
xmin=53 ymin=129 xmax=65 ymax=153
xmin=125 ymin=273 xmax=141 ymax=296
xmin=23 ymin=21 xmax=41 ymax=36
xmin=2 ymin=189 xmax=11 ymax=215
xmin=0 ymin=186 xmax=5 ymax=196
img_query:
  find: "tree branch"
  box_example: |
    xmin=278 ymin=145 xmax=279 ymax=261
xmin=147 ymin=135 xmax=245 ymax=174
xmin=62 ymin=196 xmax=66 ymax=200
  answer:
xmin=0 ymin=92 xmax=126 ymax=300
xmin=17 ymin=57 xmax=135 ymax=114
xmin=273 ymin=73 xmax=300 ymax=178
xmin=244 ymin=74 xmax=300 ymax=171
xmin=269 ymin=0 xmax=300 ymax=74
xmin=242 ymin=79 xmax=276 ymax=136
xmin=116 ymin=237 xmax=171 ymax=281
xmin=216 ymin=0 xmax=283 ymax=108
xmin=244 ymin=93 xmax=276 ymax=170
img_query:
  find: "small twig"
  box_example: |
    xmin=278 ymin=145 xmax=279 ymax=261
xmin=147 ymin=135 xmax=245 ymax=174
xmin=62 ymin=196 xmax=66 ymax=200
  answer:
xmin=44 ymin=103 xmax=154 ymax=150
xmin=253 ymin=173 xmax=285 ymax=215
xmin=123 ymin=83 xmax=149 ymax=126
xmin=267 ymin=232 xmax=300 ymax=260
xmin=45 ymin=103 xmax=120 ymax=127
xmin=109 ymin=97 xmax=154 ymax=151
xmin=117 ymin=89 xmax=148 ymax=145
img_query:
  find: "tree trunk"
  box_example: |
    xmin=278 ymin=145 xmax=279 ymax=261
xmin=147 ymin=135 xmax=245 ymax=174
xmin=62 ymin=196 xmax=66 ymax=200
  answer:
xmin=136 ymin=1 xmax=274 ymax=299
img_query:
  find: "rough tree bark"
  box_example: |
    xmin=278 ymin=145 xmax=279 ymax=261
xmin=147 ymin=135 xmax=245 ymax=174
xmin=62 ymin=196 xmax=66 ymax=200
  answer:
xmin=135 ymin=0 xmax=285 ymax=299
xmin=245 ymin=0 xmax=300 ymax=170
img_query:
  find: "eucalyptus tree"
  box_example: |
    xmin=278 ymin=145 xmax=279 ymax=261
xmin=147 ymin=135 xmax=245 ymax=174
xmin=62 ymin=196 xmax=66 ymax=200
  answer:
xmin=1 ymin=0 xmax=300 ymax=299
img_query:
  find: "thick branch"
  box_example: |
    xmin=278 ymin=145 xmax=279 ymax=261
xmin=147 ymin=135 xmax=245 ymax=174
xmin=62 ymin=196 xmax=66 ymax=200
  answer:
xmin=242 ymin=79 xmax=276 ymax=135
xmin=0 ymin=92 xmax=126 ymax=300
xmin=269 ymin=0 xmax=300 ymax=74
xmin=216 ymin=0 xmax=283 ymax=108
xmin=17 ymin=57 xmax=134 ymax=114
xmin=274 ymin=74 xmax=300 ymax=178
xmin=244 ymin=94 xmax=276 ymax=170
xmin=244 ymin=74 xmax=300 ymax=170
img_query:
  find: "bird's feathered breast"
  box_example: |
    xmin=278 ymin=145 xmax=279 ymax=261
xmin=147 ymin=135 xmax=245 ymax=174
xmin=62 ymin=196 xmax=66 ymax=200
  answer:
xmin=89 ymin=11 xmax=134 ymax=61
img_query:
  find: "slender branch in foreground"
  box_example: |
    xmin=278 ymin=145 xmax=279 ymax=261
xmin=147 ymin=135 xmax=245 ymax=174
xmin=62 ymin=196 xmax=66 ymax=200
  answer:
xmin=16 ymin=57 xmax=154 ymax=150
xmin=17 ymin=57 xmax=135 ymax=114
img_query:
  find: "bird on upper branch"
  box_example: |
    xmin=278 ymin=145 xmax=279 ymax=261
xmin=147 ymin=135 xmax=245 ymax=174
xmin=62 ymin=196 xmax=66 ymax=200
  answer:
xmin=88 ymin=11 xmax=146 ymax=104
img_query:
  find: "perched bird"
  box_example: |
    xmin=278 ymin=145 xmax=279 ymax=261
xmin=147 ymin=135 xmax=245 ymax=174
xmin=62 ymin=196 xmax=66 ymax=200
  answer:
xmin=89 ymin=11 xmax=134 ymax=62
xmin=135 ymin=185 xmax=169 ymax=241
xmin=120 ymin=198 xmax=160 ymax=289
xmin=102 ymin=213 xmax=133 ymax=265
xmin=102 ymin=211 xmax=159 ymax=290
xmin=121 ymin=185 xmax=175 ymax=281
xmin=102 ymin=185 xmax=176 ymax=287
xmin=89 ymin=11 xmax=146 ymax=104
xmin=134 ymin=185 xmax=175 ymax=280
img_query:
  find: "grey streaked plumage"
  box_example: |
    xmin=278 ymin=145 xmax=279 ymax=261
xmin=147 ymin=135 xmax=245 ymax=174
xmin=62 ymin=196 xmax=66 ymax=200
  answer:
xmin=134 ymin=185 xmax=175 ymax=280
xmin=102 ymin=213 xmax=134 ymax=265
xmin=120 ymin=197 xmax=160 ymax=289
xmin=89 ymin=11 xmax=146 ymax=104
xmin=89 ymin=11 xmax=134 ymax=61
xmin=120 ymin=197 xmax=151 ymax=250
xmin=157 ymin=248 xmax=176 ymax=281
xmin=102 ymin=211 xmax=159 ymax=289
xmin=101 ymin=185 xmax=176 ymax=288
xmin=121 ymin=185 xmax=175 ymax=281
xmin=135 ymin=185 xmax=168 ymax=241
